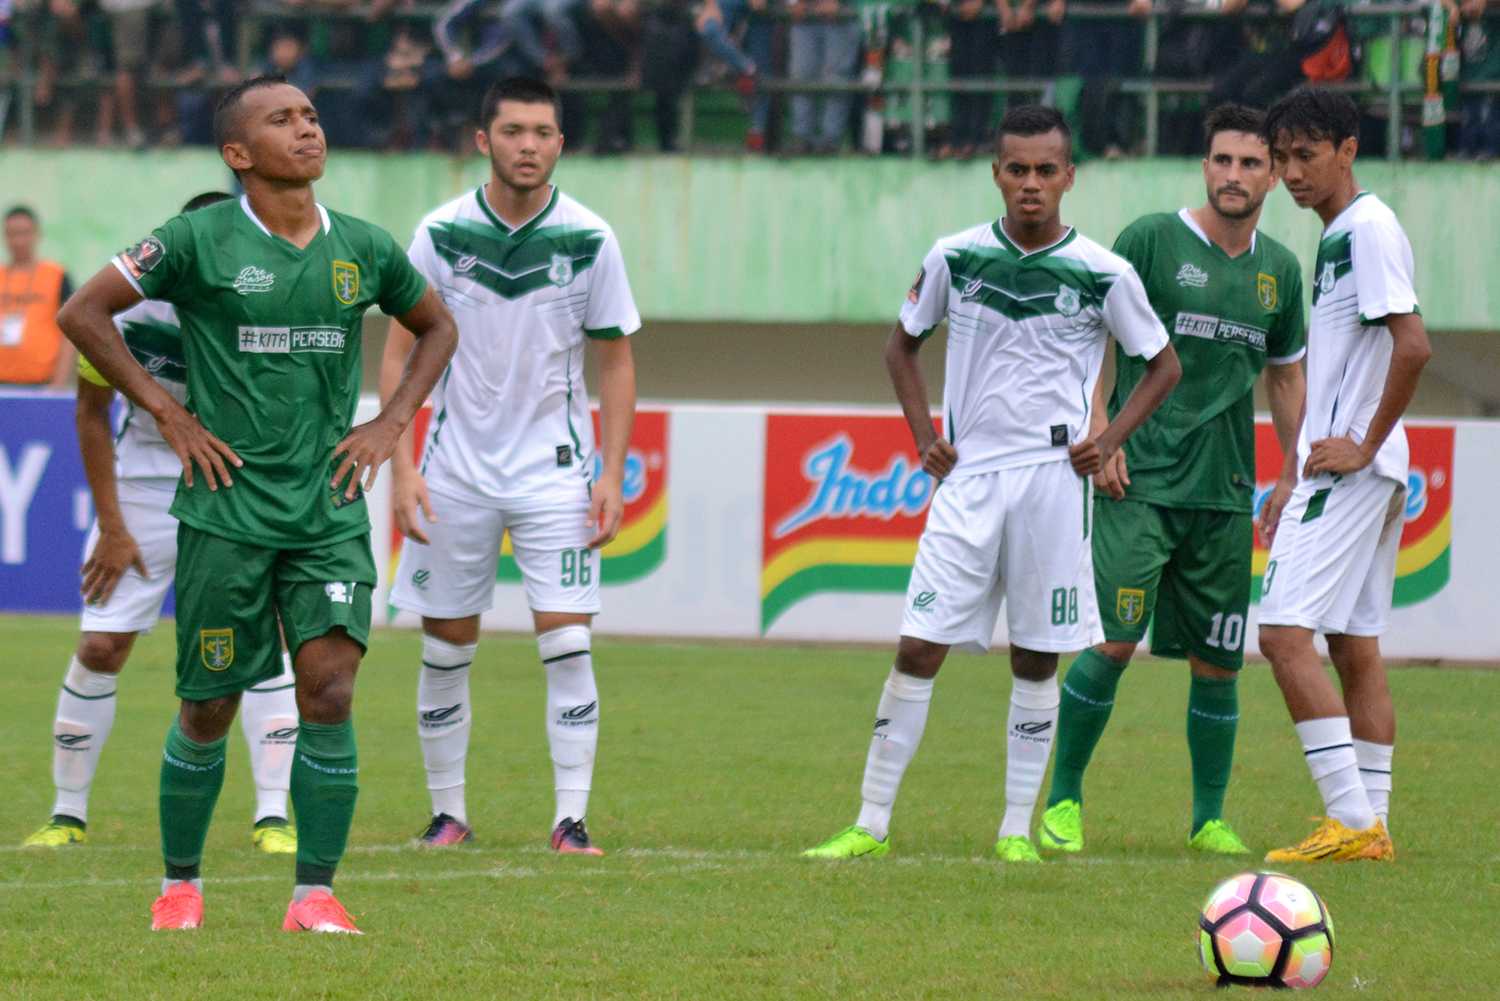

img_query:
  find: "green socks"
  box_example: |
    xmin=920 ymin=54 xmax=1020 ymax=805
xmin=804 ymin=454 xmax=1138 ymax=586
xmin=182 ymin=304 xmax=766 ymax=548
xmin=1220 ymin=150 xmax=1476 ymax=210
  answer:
xmin=291 ymin=718 xmax=359 ymax=888
xmin=160 ymin=723 xmax=227 ymax=880
xmin=1047 ymin=647 xmax=1126 ymax=808
xmin=1187 ymin=673 xmax=1239 ymax=835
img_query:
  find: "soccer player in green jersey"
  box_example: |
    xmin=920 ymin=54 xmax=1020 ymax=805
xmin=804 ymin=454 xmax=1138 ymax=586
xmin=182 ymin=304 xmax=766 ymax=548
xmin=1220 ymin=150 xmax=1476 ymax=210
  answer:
xmin=1040 ymin=104 xmax=1308 ymax=856
xmin=58 ymin=74 xmax=458 ymax=932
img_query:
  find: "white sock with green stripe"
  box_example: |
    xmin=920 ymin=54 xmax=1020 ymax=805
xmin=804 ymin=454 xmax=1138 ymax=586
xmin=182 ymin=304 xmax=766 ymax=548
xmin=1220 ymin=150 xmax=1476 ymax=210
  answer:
xmin=419 ymin=635 xmax=477 ymax=824
xmin=540 ymin=625 xmax=598 ymax=828
xmin=999 ymin=676 xmax=1060 ymax=841
xmin=52 ymin=656 xmax=118 ymax=824
xmin=855 ymin=668 xmax=934 ymax=843
xmin=1353 ymin=738 xmax=1393 ymax=831
xmin=1296 ymin=717 xmax=1376 ymax=831
xmin=240 ymin=652 xmax=298 ymax=823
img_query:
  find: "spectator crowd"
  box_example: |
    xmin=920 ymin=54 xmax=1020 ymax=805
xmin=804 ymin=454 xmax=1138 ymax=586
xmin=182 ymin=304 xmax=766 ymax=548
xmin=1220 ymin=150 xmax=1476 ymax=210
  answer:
xmin=0 ymin=0 xmax=1497 ymax=157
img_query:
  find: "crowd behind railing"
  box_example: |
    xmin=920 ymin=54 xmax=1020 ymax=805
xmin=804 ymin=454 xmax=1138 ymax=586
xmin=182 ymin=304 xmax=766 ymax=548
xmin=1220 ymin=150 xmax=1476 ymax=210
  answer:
xmin=0 ymin=0 xmax=1497 ymax=158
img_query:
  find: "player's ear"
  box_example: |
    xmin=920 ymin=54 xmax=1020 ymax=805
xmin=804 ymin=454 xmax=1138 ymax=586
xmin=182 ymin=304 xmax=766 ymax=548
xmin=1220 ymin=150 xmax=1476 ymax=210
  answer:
xmin=1063 ymin=161 xmax=1076 ymax=192
xmin=475 ymin=128 xmax=491 ymax=157
xmin=220 ymin=140 xmax=253 ymax=173
xmin=991 ymin=157 xmax=1001 ymax=190
xmin=1338 ymin=134 xmax=1358 ymax=166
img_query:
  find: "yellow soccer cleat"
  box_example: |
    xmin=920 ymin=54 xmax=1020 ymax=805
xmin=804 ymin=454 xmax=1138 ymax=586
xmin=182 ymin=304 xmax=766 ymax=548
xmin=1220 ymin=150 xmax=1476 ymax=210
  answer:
xmin=994 ymin=835 xmax=1043 ymax=863
xmin=1038 ymin=800 xmax=1084 ymax=853
xmin=252 ymin=821 xmax=298 ymax=854
xmin=802 ymin=825 xmax=890 ymax=859
xmin=23 ymin=818 xmax=87 ymax=848
xmin=1266 ymin=816 xmax=1393 ymax=863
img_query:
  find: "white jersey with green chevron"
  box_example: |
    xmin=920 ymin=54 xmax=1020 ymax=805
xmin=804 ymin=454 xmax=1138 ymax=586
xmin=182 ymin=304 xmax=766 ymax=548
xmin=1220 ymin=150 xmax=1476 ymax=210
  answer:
xmin=899 ymin=221 xmax=1170 ymax=478
xmin=1304 ymin=192 xmax=1417 ymax=486
xmin=409 ymin=185 xmax=641 ymax=506
xmin=77 ymin=299 xmax=187 ymax=482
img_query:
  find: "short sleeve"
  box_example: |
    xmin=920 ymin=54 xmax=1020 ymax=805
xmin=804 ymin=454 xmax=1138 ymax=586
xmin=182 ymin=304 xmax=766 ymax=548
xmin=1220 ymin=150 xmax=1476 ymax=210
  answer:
xmin=375 ymin=228 xmax=429 ymax=318
xmin=898 ymin=244 xmax=949 ymax=339
xmin=1109 ymin=220 xmax=1152 ymax=283
xmin=583 ymin=230 xmax=642 ymax=340
xmin=1101 ymin=264 xmax=1169 ymax=359
xmin=1352 ymin=214 xmax=1418 ymax=324
xmin=406 ymin=220 xmax=444 ymax=291
xmin=1267 ymin=264 xmax=1306 ymax=365
xmin=113 ymin=214 xmax=193 ymax=303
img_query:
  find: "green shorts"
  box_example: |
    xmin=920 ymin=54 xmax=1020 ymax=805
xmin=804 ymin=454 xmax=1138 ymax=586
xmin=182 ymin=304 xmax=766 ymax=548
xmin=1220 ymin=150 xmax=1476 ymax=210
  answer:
xmin=1091 ymin=498 xmax=1252 ymax=671
xmin=174 ymin=524 xmax=377 ymax=701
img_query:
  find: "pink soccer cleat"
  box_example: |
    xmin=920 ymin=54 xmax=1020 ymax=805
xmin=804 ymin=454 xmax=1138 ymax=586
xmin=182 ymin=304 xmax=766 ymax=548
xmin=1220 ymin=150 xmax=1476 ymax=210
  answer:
xmin=282 ymin=889 xmax=362 ymax=934
xmin=150 ymin=882 xmax=204 ymax=930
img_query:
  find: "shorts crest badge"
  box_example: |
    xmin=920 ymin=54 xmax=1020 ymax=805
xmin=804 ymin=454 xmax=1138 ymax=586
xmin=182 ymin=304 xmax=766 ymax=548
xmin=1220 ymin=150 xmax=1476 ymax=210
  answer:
xmin=333 ymin=261 xmax=360 ymax=305
xmin=201 ymin=629 xmax=234 ymax=671
xmin=549 ymin=253 xmax=574 ymax=287
xmin=1054 ymin=284 xmax=1081 ymax=317
xmin=1257 ymin=273 xmax=1277 ymax=310
xmin=1115 ymin=588 xmax=1146 ymax=626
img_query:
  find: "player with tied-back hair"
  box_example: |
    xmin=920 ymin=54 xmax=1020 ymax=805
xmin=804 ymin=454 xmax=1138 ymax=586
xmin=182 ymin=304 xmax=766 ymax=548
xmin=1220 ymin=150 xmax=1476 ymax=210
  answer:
xmin=804 ymin=105 xmax=1181 ymax=863
xmin=58 ymin=73 xmax=458 ymax=932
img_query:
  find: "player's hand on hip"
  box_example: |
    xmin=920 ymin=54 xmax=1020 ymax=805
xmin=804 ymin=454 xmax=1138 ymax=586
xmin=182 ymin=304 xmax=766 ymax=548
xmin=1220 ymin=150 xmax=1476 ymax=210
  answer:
xmin=1068 ymin=436 xmax=1111 ymax=477
xmin=920 ymin=439 xmax=958 ymax=481
xmin=1257 ymin=475 xmax=1295 ymax=549
xmin=1092 ymin=448 xmax=1130 ymax=500
xmin=587 ymin=473 xmax=626 ymax=549
xmin=333 ymin=417 xmax=401 ymax=501
xmin=80 ymin=527 xmax=148 ymax=606
xmin=1303 ymin=434 xmax=1369 ymax=478
xmin=157 ymin=405 xmax=241 ymax=491
xmin=394 ymin=468 xmax=436 ymax=545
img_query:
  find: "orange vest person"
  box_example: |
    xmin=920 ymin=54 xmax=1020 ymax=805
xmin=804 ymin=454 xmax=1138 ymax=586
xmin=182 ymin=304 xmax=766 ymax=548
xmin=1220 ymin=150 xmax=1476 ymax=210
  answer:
xmin=1 ymin=206 xmax=76 ymax=387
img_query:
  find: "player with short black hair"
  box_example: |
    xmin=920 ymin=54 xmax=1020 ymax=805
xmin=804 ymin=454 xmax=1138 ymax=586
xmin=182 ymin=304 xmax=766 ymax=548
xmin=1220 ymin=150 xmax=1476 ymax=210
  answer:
xmin=804 ymin=106 xmax=1180 ymax=863
xmin=59 ymin=76 xmax=458 ymax=931
xmin=1039 ymin=104 xmax=1307 ymax=857
xmin=1257 ymin=86 xmax=1430 ymax=864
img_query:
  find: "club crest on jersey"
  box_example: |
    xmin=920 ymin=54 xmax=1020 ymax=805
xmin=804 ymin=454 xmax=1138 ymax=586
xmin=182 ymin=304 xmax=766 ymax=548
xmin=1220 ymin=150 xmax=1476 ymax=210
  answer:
xmin=1257 ymin=273 xmax=1277 ymax=310
xmin=233 ymin=266 xmax=275 ymax=295
xmin=1176 ymin=263 xmax=1210 ymax=288
xmin=1054 ymin=284 xmax=1081 ymax=317
xmin=333 ymin=260 xmax=360 ymax=305
xmin=1317 ymin=261 xmax=1337 ymax=296
xmin=548 ymin=253 xmax=574 ymax=287
xmin=1115 ymin=588 xmax=1146 ymax=626
xmin=201 ymin=629 xmax=234 ymax=671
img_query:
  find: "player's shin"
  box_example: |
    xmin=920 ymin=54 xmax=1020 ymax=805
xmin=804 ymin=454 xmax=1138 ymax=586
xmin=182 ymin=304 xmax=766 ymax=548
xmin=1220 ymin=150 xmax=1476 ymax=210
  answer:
xmin=418 ymin=636 xmax=477 ymax=823
xmin=999 ymin=676 xmax=1060 ymax=840
xmin=540 ymin=625 xmax=598 ymax=826
xmin=1353 ymin=738 xmax=1393 ymax=831
xmin=1047 ymin=648 xmax=1124 ymax=808
xmin=52 ymin=656 xmax=118 ymax=824
xmin=160 ymin=722 xmax=228 ymax=882
xmin=1296 ymin=717 xmax=1377 ymax=831
xmin=1187 ymin=673 xmax=1239 ymax=835
xmin=854 ymin=668 xmax=935 ymax=842
xmin=241 ymin=653 xmax=298 ymax=824
xmin=290 ymin=719 xmax=359 ymax=894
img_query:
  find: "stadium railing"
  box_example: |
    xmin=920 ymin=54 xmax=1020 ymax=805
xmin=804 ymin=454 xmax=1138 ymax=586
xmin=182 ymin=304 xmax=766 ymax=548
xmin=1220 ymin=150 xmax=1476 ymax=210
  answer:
xmin=0 ymin=1 xmax=1451 ymax=159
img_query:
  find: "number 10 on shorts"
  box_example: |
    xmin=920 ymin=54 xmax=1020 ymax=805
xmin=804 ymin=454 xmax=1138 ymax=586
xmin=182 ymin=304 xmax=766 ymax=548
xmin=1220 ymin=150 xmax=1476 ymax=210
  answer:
xmin=1051 ymin=587 xmax=1079 ymax=626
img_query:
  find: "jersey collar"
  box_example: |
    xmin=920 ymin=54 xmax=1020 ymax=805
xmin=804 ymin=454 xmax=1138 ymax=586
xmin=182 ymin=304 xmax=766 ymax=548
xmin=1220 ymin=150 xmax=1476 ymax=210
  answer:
xmin=476 ymin=183 xmax=559 ymax=239
xmin=992 ymin=218 xmax=1076 ymax=260
xmin=239 ymin=195 xmax=331 ymax=240
xmin=1176 ymin=206 xmax=1256 ymax=256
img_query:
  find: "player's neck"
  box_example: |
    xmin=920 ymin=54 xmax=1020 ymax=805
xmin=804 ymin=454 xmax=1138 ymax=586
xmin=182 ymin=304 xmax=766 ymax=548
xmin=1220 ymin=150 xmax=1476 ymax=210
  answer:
xmin=1188 ymin=204 xmax=1257 ymax=259
xmin=1313 ymin=173 xmax=1362 ymax=228
xmin=243 ymin=182 xmax=322 ymax=250
xmin=7 ymin=254 xmax=34 ymax=270
xmin=1000 ymin=215 xmax=1069 ymax=255
xmin=485 ymin=179 xmax=554 ymax=230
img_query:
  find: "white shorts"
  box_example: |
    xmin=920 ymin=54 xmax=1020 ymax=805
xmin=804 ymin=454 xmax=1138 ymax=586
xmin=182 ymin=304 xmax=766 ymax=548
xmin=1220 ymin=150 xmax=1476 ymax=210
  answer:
xmin=1259 ymin=469 xmax=1405 ymax=637
xmin=901 ymin=460 xmax=1103 ymax=654
xmin=390 ymin=484 xmax=601 ymax=618
xmin=79 ymin=479 xmax=178 ymax=634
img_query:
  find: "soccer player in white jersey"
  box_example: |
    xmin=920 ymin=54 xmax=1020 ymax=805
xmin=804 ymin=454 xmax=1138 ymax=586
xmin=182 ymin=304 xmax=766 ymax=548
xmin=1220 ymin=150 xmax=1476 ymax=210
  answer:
xmin=1257 ymin=87 xmax=1430 ymax=864
xmin=23 ymin=193 xmax=300 ymax=854
xmin=385 ymin=77 xmax=639 ymax=854
xmin=803 ymin=106 xmax=1182 ymax=863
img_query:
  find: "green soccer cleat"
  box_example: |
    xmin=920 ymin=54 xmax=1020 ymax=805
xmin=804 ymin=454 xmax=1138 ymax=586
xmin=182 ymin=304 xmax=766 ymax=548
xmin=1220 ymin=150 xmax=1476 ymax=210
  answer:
xmin=1188 ymin=818 xmax=1251 ymax=855
xmin=994 ymin=835 xmax=1042 ymax=863
xmin=1038 ymin=799 xmax=1083 ymax=853
xmin=801 ymin=825 xmax=889 ymax=859
xmin=252 ymin=820 xmax=298 ymax=854
xmin=23 ymin=817 xmax=87 ymax=848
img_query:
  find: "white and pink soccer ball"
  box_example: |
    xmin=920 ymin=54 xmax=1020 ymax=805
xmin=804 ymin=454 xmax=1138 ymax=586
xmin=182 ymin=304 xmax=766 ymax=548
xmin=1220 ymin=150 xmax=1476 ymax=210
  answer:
xmin=1197 ymin=871 xmax=1335 ymax=989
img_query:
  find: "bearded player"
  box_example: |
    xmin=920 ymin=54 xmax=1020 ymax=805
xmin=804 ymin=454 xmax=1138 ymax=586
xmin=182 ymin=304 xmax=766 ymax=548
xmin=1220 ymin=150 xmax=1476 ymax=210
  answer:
xmin=804 ymin=106 xmax=1180 ymax=862
xmin=1039 ymin=104 xmax=1307 ymax=856
xmin=59 ymin=74 xmax=458 ymax=931
xmin=385 ymin=77 xmax=639 ymax=855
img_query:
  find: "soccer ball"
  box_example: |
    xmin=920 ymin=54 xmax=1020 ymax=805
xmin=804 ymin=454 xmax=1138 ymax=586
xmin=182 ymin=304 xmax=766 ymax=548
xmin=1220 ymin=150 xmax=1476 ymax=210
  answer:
xmin=1197 ymin=871 xmax=1335 ymax=989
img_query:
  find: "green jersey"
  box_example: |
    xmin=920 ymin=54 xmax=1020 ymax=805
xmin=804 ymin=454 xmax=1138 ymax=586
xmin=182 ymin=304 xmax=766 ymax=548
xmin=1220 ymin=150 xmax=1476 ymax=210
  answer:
xmin=115 ymin=197 xmax=427 ymax=548
xmin=1109 ymin=210 xmax=1305 ymax=513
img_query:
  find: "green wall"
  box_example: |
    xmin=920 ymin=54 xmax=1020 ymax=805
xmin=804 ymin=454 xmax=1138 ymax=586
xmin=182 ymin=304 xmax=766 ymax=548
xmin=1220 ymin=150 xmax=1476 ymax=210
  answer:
xmin=5 ymin=150 xmax=1494 ymax=329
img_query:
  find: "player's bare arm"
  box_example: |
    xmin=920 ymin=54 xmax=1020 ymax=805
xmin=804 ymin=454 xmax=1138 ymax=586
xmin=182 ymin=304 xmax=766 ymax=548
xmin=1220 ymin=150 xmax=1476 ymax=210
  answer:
xmin=1088 ymin=341 xmax=1129 ymax=499
xmin=58 ymin=267 xmax=241 ymax=491
xmin=75 ymin=377 xmax=148 ymax=605
xmin=1304 ymin=312 xmax=1431 ymax=477
xmin=588 ymin=335 xmax=636 ymax=548
xmin=1069 ymin=343 xmax=1181 ymax=477
xmin=885 ymin=321 xmax=956 ymax=480
xmin=1258 ymin=361 xmax=1306 ymax=546
xmin=333 ymin=286 xmax=457 ymax=501
xmin=379 ymin=319 xmax=436 ymax=543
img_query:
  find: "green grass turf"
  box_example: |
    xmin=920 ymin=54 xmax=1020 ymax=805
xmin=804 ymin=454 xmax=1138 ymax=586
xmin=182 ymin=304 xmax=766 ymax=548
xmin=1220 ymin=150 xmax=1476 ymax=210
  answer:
xmin=0 ymin=614 xmax=1496 ymax=999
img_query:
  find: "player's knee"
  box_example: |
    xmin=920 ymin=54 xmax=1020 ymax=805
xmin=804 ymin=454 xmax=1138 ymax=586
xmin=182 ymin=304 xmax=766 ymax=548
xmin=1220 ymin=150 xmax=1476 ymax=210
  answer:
xmin=75 ymin=631 xmax=134 ymax=673
xmin=1010 ymin=646 xmax=1059 ymax=682
xmin=894 ymin=635 xmax=946 ymax=678
xmin=178 ymin=695 xmax=240 ymax=743
xmin=1097 ymin=641 xmax=1136 ymax=667
xmin=1258 ymin=625 xmax=1308 ymax=665
xmin=423 ymin=615 xmax=481 ymax=646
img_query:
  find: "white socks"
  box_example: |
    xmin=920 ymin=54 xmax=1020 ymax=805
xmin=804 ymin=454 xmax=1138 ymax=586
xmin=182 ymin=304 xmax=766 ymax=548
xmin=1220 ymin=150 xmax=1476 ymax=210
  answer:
xmin=240 ymin=653 xmax=298 ymax=823
xmin=52 ymin=656 xmax=118 ymax=823
xmin=418 ymin=635 xmax=477 ymax=824
xmin=1354 ymin=738 xmax=1393 ymax=830
xmin=855 ymin=668 xmax=935 ymax=843
xmin=1296 ymin=717 xmax=1377 ymax=831
xmin=998 ymin=676 xmax=1060 ymax=841
xmin=539 ymin=625 xmax=598 ymax=827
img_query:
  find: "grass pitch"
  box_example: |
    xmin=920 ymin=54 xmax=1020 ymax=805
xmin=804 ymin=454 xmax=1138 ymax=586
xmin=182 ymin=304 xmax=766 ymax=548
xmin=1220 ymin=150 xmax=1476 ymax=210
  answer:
xmin=1 ymin=615 xmax=1496 ymax=1000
